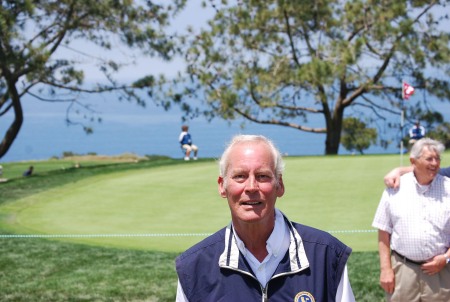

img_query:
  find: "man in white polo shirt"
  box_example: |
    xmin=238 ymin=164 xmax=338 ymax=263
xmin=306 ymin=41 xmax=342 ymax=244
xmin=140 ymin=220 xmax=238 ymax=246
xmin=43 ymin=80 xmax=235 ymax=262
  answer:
xmin=373 ymin=138 xmax=450 ymax=301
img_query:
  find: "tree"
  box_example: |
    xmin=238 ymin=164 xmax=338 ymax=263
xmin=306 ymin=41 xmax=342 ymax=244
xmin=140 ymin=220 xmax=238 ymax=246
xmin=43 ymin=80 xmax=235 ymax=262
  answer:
xmin=170 ymin=0 xmax=450 ymax=155
xmin=0 ymin=0 xmax=186 ymax=159
xmin=341 ymin=117 xmax=377 ymax=154
xmin=428 ymin=122 xmax=450 ymax=148
xmin=403 ymin=109 xmax=450 ymax=148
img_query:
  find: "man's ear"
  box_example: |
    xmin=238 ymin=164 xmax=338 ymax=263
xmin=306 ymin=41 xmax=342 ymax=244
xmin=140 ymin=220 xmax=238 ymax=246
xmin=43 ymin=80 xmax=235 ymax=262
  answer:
xmin=410 ymin=157 xmax=415 ymax=166
xmin=218 ymin=176 xmax=227 ymax=197
xmin=276 ymin=175 xmax=285 ymax=197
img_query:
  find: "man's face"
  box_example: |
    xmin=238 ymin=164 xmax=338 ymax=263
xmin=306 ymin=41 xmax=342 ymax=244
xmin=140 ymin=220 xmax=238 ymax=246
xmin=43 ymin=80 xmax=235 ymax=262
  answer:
xmin=411 ymin=146 xmax=441 ymax=185
xmin=218 ymin=142 xmax=284 ymax=226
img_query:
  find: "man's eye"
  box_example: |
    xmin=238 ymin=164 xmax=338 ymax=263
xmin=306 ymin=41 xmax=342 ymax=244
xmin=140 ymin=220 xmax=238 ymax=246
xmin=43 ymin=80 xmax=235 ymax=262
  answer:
xmin=257 ymin=175 xmax=271 ymax=181
xmin=233 ymin=175 xmax=246 ymax=180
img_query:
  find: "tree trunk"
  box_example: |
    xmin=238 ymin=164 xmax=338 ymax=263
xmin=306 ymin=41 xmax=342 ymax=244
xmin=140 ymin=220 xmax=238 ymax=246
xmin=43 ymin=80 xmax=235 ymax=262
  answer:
xmin=324 ymin=110 xmax=344 ymax=155
xmin=0 ymin=85 xmax=23 ymax=159
xmin=325 ymin=129 xmax=340 ymax=154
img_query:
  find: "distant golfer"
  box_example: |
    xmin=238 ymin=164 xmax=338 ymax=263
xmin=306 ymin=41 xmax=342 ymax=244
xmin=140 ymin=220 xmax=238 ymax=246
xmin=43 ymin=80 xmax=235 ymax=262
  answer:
xmin=179 ymin=125 xmax=199 ymax=161
xmin=175 ymin=134 xmax=355 ymax=301
xmin=408 ymin=121 xmax=426 ymax=145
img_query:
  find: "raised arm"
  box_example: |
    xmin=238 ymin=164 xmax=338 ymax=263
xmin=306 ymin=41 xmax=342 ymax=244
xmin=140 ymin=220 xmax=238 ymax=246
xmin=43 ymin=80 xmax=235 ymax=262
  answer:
xmin=383 ymin=166 xmax=413 ymax=188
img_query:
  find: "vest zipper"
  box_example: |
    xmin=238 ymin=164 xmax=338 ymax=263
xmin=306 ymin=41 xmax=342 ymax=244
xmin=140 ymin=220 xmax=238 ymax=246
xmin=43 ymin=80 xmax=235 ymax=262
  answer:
xmin=261 ymin=284 xmax=268 ymax=302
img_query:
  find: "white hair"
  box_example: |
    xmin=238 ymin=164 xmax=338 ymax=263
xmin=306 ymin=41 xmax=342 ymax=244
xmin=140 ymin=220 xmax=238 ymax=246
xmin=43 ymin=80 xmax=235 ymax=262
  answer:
xmin=410 ymin=138 xmax=445 ymax=159
xmin=218 ymin=135 xmax=285 ymax=181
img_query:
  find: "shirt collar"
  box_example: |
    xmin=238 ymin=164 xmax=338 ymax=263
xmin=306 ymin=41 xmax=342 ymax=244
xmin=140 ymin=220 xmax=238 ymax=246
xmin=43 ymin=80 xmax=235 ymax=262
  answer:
xmin=233 ymin=208 xmax=286 ymax=259
xmin=266 ymin=208 xmax=285 ymax=258
xmin=412 ymin=173 xmax=439 ymax=194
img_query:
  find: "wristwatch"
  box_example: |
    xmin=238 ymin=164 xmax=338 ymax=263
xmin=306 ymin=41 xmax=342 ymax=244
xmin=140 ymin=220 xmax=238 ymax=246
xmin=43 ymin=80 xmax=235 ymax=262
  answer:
xmin=446 ymin=254 xmax=450 ymax=265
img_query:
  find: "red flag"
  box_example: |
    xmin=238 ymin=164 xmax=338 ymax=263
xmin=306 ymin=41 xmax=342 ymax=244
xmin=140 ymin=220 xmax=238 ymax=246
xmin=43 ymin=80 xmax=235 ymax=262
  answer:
xmin=402 ymin=82 xmax=415 ymax=100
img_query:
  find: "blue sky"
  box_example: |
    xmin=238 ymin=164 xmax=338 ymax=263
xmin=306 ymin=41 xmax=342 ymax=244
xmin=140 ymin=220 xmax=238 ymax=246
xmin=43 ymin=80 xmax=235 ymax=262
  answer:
xmin=56 ymin=1 xmax=214 ymax=84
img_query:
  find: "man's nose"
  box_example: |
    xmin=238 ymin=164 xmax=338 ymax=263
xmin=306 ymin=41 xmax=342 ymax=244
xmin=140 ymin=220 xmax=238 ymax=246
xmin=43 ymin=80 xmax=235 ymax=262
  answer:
xmin=245 ymin=176 xmax=258 ymax=191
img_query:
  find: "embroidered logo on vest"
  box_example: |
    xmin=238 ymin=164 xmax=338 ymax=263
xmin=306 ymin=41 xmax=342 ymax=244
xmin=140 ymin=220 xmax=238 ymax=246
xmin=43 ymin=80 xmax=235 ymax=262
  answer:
xmin=294 ymin=291 xmax=315 ymax=302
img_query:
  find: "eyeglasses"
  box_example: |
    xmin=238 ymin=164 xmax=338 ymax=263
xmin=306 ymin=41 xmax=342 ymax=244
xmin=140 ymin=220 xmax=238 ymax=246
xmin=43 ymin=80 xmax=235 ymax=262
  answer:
xmin=420 ymin=156 xmax=441 ymax=163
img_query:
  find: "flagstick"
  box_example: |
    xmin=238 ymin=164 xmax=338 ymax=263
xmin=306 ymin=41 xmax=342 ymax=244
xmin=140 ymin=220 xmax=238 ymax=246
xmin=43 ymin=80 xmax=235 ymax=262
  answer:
xmin=400 ymin=80 xmax=414 ymax=166
xmin=400 ymin=101 xmax=404 ymax=166
xmin=400 ymin=80 xmax=405 ymax=166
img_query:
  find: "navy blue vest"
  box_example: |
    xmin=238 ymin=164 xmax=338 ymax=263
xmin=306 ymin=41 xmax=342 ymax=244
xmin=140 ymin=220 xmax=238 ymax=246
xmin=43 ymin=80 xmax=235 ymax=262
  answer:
xmin=176 ymin=218 xmax=352 ymax=302
xmin=180 ymin=133 xmax=192 ymax=145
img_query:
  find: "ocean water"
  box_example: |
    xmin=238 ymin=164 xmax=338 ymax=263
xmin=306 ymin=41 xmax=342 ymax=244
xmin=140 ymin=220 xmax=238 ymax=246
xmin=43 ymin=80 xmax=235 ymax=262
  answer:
xmin=0 ymin=100 xmax=329 ymax=162
xmin=1 ymin=95 xmax=447 ymax=163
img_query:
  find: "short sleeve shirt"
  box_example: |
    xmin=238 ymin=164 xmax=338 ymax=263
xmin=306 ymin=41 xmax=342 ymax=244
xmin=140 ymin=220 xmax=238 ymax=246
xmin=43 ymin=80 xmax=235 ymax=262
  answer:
xmin=372 ymin=172 xmax=450 ymax=261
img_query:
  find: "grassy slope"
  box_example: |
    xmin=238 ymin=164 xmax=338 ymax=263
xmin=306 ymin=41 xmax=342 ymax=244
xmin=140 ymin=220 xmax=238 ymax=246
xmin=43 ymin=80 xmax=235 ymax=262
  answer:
xmin=0 ymin=236 xmax=178 ymax=302
xmin=2 ymin=154 xmax=448 ymax=301
xmin=0 ymin=154 xmax=416 ymax=252
xmin=0 ymin=158 xmax=187 ymax=302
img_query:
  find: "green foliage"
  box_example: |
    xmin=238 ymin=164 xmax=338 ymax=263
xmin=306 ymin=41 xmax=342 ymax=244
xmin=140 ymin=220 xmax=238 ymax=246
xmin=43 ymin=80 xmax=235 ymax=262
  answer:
xmin=426 ymin=122 xmax=450 ymax=148
xmin=341 ymin=117 xmax=378 ymax=154
xmin=169 ymin=0 xmax=450 ymax=155
xmin=132 ymin=75 xmax=155 ymax=88
xmin=405 ymin=109 xmax=450 ymax=148
xmin=0 ymin=0 xmax=187 ymax=158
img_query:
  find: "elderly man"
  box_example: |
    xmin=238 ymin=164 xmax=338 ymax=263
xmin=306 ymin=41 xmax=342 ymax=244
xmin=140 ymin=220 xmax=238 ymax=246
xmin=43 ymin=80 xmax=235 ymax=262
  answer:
xmin=384 ymin=166 xmax=450 ymax=188
xmin=175 ymin=134 xmax=355 ymax=301
xmin=372 ymin=138 xmax=450 ymax=301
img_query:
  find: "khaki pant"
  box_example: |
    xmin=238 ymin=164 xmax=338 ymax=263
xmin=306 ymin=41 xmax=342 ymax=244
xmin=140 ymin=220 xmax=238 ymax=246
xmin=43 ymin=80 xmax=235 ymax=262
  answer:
xmin=386 ymin=252 xmax=450 ymax=302
xmin=181 ymin=144 xmax=198 ymax=153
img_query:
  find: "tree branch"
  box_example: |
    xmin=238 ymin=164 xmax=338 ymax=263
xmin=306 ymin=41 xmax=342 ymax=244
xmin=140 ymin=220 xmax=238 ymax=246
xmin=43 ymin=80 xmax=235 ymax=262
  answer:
xmin=247 ymin=77 xmax=323 ymax=113
xmin=283 ymin=9 xmax=301 ymax=67
xmin=234 ymin=107 xmax=326 ymax=133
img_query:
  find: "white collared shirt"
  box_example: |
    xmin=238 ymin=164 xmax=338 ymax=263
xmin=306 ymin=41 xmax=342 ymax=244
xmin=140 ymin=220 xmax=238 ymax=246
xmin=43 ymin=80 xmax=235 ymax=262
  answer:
xmin=372 ymin=172 xmax=450 ymax=261
xmin=233 ymin=208 xmax=290 ymax=286
xmin=177 ymin=208 xmax=355 ymax=301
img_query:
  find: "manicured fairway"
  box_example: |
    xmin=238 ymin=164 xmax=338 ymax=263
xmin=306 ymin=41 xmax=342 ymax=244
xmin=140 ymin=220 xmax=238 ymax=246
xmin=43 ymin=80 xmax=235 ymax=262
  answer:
xmin=1 ymin=154 xmax=448 ymax=253
xmin=0 ymin=161 xmax=228 ymax=252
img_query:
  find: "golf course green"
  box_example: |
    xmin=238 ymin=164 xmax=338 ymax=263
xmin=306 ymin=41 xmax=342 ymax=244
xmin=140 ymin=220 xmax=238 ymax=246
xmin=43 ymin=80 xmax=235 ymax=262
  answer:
xmin=1 ymin=154 xmax=449 ymax=301
xmin=1 ymin=154 xmax=446 ymax=253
